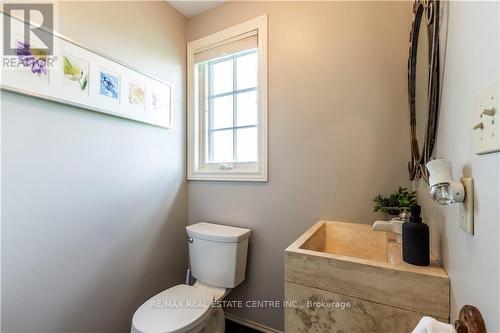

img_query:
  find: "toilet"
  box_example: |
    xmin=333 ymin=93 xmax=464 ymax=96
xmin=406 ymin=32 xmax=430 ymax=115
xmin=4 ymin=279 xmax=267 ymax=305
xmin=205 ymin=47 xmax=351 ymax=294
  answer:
xmin=131 ymin=222 xmax=251 ymax=333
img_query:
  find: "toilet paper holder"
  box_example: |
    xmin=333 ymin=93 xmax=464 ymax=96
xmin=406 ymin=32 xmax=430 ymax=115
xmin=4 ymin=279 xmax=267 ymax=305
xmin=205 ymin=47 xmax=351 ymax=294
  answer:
xmin=454 ymin=305 xmax=486 ymax=333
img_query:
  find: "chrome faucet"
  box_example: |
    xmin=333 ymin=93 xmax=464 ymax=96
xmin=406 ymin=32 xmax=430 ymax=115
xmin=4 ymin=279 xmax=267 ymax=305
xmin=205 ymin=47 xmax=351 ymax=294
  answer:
xmin=372 ymin=219 xmax=404 ymax=243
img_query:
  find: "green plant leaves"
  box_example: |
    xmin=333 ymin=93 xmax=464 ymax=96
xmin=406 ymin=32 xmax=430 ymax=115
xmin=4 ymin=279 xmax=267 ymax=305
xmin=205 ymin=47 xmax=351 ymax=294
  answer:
xmin=373 ymin=187 xmax=417 ymax=213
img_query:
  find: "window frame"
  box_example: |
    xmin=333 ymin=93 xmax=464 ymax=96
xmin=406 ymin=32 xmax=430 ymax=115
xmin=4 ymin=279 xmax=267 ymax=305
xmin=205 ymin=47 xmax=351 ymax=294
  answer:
xmin=187 ymin=15 xmax=268 ymax=182
xmin=206 ymin=50 xmax=258 ymax=164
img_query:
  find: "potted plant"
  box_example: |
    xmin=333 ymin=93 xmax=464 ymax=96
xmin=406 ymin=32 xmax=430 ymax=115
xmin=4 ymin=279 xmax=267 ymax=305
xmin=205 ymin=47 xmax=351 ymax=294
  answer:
xmin=373 ymin=187 xmax=418 ymax=220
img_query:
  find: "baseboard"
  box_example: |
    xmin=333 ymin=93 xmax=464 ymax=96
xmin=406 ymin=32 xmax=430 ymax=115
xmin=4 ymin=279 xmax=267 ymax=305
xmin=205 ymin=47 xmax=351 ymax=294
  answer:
xmin=224 ymin=312 xmax=283 ymax=333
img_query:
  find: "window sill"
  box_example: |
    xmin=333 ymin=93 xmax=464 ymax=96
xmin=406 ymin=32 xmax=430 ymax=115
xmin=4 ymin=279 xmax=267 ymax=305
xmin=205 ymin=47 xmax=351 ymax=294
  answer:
xmin=187 ymin=169 xmax=268 ymax=182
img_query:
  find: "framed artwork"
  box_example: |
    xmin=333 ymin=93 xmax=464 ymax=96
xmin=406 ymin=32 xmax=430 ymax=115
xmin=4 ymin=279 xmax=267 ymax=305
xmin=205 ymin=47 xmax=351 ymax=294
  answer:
xmin=99 ymin=69 xmax=120 ymax=100
xmin=127 ymin=79 xmax=145 ymax=108
xmin=62 ymin=53 xmax=89 ymax=94
xmin=1 ymin=13 xmax=172 ymax=128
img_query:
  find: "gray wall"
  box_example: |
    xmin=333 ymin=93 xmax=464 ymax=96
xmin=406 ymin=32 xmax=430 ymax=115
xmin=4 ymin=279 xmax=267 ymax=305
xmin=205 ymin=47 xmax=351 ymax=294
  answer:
xmin=1 ymin=2 xmax=187 ymax=332
xmin=6 ymin=2 xmax=496 ymax=332
xmin=186 ymin=2 xmax=413 ymax=330
xmin=417 ymin=1 xmax=500 ymax=331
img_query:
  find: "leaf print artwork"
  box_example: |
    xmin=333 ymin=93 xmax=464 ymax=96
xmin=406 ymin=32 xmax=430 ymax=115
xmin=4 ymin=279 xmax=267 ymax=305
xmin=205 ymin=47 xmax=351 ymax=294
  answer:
xmin=63 ymin=55 xmax=89 ymax=92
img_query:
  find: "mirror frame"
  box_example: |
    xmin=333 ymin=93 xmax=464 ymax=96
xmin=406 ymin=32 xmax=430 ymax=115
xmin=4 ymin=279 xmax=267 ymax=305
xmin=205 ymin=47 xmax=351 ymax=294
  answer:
xmin=408 ymin=0 xmax=440 ymax=182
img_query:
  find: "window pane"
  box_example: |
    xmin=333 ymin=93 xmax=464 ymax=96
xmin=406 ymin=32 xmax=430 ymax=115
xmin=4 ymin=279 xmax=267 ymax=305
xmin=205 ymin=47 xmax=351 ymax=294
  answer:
xmin=236 ymin=52 xmax=257 ymax=90
xmin=213 ymin=129 xmax=233 ymax=163
xmin=236 ymin=90 xmax=257 ymax=127
xmin=212 ymin=60 xmax=233 ymax=95
xmin=213 ymin=95 xmax=233 ymax=129
xmin=236 ymin=127 xmax=257 ymax=162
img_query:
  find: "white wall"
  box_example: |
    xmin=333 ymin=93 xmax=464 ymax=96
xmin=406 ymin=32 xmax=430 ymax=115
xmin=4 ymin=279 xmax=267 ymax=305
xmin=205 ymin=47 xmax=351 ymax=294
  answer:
xmin=187 ymin=2 xmax=413 ymax=330
xmin=1 ymin=2 xmax=187 ymax=332
xmin=417 ymin=1 xmax=500 ymax=331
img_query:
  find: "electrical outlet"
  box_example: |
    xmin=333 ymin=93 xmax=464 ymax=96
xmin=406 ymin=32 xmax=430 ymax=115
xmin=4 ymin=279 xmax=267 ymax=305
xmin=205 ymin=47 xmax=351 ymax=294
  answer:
xmin=459 ymin=178 xmax=474 ymax=235
xmin=473 ymin=82 xmax=500 ymax=155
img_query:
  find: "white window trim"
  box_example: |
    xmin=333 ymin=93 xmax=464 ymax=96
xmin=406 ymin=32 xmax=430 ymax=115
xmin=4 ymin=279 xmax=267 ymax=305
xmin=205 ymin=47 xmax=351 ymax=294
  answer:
xmin=187 ymin=15 xmax=268 ymax=182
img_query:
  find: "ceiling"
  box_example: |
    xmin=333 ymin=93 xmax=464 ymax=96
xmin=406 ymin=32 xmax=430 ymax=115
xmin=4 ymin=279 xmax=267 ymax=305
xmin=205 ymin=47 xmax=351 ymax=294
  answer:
xmin=168 ymin=1 xmax=225 ymax=18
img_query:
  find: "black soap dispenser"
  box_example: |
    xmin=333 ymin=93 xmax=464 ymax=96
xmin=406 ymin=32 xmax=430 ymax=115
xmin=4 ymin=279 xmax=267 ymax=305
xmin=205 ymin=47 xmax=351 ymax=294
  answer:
xmin=402 ymin=205 xmax=430 ymax=266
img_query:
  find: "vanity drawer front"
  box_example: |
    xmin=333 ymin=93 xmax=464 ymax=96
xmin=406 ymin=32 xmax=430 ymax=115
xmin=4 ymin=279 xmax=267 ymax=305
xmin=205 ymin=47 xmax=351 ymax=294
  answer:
xmin=285 ymin=250 xmax=450 ymax=318
xmin=284 ymin=282 xmax=447 ymax=333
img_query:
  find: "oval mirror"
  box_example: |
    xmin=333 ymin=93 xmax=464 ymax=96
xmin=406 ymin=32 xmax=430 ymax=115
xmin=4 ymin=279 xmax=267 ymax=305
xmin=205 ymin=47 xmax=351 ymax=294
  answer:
xmin=415 ymin=16 xmax=429 ymax=152
xmin=408 ymin=0 xmax=440 ymax=181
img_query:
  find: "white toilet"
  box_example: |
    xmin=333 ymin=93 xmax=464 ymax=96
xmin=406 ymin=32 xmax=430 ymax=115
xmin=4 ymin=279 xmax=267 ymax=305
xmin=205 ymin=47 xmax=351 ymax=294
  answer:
xmin=131 ymin=222 xmax=251 ymax=333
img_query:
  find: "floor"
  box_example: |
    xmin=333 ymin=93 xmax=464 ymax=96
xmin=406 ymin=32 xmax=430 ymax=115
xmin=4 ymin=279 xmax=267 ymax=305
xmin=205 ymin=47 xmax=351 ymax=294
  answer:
xmin=225 ymin=319 xmax=261 ymax=333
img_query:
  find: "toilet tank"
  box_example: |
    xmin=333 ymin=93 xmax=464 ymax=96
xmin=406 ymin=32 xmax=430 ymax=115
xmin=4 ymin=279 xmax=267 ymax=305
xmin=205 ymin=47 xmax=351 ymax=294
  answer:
xmin=186 ymin=222 xmax=251 ymax=288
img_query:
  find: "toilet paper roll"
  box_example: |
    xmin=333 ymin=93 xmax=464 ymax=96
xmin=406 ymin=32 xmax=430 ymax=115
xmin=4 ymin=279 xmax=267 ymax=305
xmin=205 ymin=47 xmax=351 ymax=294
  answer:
xmin=412 ymin=316 xmax=457 ymax=333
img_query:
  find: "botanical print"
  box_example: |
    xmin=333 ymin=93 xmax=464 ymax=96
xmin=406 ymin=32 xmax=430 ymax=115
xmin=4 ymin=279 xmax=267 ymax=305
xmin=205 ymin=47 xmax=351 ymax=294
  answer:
xmin=100 ymin=71 xmax=119 ymax=99
xmin=151 ymin=89 xmax=161 ymax=111
xmin=2 ymin=19 xmax=171 ymax=127
xmin=150 ymin=87 xmax=170 ymax=112
xmin=63 ymin=54 xmax=89 ymax=92
xmin=16 ymin=41 xmax=48 ymax=76
xmin=128 ymin=81 xmax=145 ymax=106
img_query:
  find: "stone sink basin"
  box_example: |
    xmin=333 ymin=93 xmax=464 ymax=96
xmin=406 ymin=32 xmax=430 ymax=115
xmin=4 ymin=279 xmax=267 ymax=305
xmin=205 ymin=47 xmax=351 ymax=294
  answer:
xmin=299 ymin=220 xmax=403 ymax=264
xmin=284 ymin=221 xmax=450 ymax=332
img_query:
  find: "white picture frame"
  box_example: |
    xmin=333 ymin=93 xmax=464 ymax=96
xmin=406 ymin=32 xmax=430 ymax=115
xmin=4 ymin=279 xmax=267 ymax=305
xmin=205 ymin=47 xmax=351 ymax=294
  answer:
xmin=1 ymin=13 xmax=172 ymax=128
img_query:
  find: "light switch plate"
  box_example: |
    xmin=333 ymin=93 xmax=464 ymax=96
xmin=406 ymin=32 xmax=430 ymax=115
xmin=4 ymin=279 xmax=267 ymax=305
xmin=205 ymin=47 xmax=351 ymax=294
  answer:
xmin=459 ymin=177 xmax=474 ymax=235
xmin=473 ymin=82 xmax=500 ymax=155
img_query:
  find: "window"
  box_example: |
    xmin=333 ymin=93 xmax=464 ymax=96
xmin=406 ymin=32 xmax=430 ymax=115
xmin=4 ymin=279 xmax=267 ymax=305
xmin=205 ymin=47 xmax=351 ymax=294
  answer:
xmin=205 ymin=50 xmax=258 ymax=164
xmin=187 ymin=15 xmax=268 ymax=181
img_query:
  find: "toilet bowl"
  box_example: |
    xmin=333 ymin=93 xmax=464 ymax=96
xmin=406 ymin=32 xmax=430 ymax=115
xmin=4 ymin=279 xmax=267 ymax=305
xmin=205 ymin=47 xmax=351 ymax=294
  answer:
xmin=131 ymin=223 xmax=251 ymax=333
xmin=131 ymin=282 xmax=226 ymax=333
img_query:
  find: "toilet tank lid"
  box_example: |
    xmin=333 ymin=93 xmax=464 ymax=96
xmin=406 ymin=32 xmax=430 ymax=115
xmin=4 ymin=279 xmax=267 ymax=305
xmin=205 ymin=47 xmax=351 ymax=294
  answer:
xmin=186 ymin=222 xmax=251 ymax=243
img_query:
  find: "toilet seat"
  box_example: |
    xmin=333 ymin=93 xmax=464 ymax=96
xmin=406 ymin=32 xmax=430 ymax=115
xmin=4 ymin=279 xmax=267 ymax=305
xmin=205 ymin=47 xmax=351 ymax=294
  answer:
xmin=131 ymin=284 xmax=214 ymax=333
xmin=192 ymin=281 xmax=229 ymax=301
